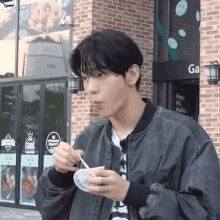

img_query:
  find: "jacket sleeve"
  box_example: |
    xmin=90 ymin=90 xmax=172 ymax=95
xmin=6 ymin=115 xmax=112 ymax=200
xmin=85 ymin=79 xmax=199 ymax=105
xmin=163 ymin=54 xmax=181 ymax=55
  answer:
xmin=34 ymin=167 xmax=78 ymax=220
xmin=138 ymin=140 xmax=220 ymax=220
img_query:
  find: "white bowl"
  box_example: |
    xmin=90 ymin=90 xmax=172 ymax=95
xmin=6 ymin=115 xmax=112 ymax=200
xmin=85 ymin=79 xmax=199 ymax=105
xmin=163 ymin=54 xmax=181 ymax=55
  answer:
xmin=73 ymin=167 xmax=105 ymax=192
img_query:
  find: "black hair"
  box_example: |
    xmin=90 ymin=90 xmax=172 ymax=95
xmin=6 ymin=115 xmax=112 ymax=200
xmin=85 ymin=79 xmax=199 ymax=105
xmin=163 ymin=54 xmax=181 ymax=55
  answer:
xmin=68 ymin=29 xmax=143 ymax=91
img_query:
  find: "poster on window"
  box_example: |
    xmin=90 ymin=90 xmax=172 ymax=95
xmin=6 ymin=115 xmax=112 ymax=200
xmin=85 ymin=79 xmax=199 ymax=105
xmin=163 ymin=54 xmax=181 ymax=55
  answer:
xmin=20 ymin=154 xmax=38 ymax=205
xmin=0 ymin=0 xmax=73 ymax=39
xmin=0 ymin=154 xmax=16 ymax=203
xmin=44 ymin=155 xmax=53 ymax=171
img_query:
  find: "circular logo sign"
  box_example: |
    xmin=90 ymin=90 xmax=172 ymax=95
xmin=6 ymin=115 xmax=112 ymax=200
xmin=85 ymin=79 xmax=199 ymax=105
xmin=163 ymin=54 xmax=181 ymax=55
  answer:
xmin=179 ymin=29 xmax=186 ymax=37
xmin=196 ymin=11 xmax=200 ymax=22
xmin=168 ymin=38 xmax=178 ymax=49
xmin=46 ymin=132 xmax=61 ymax=154
xmin=175 ymin=0 xmax=188 ymax=17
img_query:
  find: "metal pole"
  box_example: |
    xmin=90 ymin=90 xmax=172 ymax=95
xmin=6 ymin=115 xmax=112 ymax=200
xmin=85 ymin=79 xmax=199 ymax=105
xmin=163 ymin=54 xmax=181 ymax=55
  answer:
xmin=15 ymin=0 xmax=20 ymax=77
xmin=66 ymin=4 xmax=74 ymax=145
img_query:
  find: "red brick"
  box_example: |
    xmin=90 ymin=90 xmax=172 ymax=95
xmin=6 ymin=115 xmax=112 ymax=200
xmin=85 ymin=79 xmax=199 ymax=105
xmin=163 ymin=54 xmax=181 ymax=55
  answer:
xmin=206 ymin=50 xmax=218 ymax=54
xmin=205 ymin=108 xmax=218 ymax=113
xmin=205 ymin=118 xmax=218 ymax=122
xmin=199 ymin=113 xmax=212 ymax=118
xmin=207 ymin=11 xmax=219 ymax=16
xmin=200 ymin=122 xmax=212 ymax=127
xmin=200 ymin=94 xmax=212 ymax=98
xmin=213 ymin=93 xmax=220 ymax=97
xmin=205 ymin=98 xmax=219 ymax=103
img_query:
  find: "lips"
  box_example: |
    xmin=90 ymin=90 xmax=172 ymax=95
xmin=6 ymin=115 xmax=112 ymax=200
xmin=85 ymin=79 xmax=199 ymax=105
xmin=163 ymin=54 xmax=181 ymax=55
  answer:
xmin=93 ymin=101 xmax=103 ymax=109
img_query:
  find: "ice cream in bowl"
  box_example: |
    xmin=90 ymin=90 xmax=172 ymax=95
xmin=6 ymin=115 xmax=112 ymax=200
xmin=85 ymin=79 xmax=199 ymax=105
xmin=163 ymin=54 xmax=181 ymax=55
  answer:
xmin=73 ymin=153 xmax=105 ymax=192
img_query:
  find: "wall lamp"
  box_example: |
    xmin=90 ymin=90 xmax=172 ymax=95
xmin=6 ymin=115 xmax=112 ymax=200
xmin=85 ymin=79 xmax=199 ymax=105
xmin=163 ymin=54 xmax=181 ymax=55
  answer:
xmin=205 ymin=61 xmax=220 ymax=85
xmin=68 ymin=76 xmax=84 ymax=94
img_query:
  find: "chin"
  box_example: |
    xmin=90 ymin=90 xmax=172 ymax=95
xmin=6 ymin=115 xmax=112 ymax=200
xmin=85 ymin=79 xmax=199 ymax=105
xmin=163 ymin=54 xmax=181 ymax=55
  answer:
xmin=98 ymin=111 xmax=112 ymax=119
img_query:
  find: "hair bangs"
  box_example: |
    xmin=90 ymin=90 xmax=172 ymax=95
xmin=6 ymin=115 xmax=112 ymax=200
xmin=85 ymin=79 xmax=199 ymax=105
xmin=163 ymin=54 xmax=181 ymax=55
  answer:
xmin=80 ymin=46 xmax=112 ymax=76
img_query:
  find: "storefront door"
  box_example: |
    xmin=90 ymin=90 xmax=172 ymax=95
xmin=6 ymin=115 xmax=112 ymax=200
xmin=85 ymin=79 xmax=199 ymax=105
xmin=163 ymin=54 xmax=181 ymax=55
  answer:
xmin=0 ymin=79 xmax=67 ymax=209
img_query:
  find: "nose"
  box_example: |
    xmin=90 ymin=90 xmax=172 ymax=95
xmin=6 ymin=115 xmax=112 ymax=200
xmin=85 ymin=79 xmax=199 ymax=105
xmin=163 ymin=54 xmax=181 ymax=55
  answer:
xmin=86 ymin=77 xmax=99 ymax=95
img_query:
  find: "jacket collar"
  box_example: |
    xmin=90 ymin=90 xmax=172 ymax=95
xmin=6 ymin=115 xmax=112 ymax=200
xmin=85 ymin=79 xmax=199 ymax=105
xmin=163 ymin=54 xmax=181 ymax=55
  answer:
xmin=106 ymin=99 xmax=157 ymax=141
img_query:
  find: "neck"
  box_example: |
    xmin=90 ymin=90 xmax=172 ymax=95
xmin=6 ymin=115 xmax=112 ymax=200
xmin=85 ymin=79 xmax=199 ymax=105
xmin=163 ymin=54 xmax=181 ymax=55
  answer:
xmin=109 ymin=91 xmax=146 ymax=134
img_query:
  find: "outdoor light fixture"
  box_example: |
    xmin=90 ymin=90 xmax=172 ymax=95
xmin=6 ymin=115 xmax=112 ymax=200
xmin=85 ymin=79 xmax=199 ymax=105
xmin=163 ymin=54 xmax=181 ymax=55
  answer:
xmin=68 ymin=76 xmax=84 ymax=94
xmin=205 ymin=61 xmax=220 ymax=85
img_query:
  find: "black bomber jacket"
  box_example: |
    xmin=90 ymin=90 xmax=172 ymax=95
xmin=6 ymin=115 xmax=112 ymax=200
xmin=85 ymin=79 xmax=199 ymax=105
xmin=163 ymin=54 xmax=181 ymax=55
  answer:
xmin=34 ymin=99 xmax=220 ymax=220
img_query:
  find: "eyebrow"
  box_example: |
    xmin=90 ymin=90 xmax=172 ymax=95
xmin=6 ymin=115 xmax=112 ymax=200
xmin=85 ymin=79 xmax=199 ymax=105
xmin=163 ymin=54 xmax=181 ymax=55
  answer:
xmin=81 ymin=68 xmax=107 ymax=76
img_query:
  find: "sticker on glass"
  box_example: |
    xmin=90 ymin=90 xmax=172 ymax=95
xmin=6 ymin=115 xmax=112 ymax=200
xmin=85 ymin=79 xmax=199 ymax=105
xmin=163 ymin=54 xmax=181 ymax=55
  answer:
xmin=1 ymin=134 xmax=16 ymax=152
xmin=196 ymin=11 xmax=200 ymax=22
xmin=179 ymin=29 xmax=186 ymax=37
xmin=168 ymin=38 xmax=178 ymax=49
xmin=25 ymin=132 xmax=35 ymax=154
xmin=46 ymin=132 xmax=61 ymax=154
xmin=1 ymin=165 xmax=16 ymax=201
xmin=176 ymin=0 xmax=188 ymax=17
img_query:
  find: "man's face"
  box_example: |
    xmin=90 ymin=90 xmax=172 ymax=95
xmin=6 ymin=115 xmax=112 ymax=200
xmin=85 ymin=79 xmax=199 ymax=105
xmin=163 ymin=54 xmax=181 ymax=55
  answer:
xmin=81 ymin=70 xmax=129 ymax=118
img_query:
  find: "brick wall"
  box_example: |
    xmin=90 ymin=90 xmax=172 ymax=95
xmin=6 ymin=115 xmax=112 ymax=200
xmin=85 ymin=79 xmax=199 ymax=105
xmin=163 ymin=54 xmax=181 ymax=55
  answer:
xmin=71 ymin=0 xmax=95 ymax=141
xmin=71 ymin=0 xmax=154 ymax=140
xmin=200 ymin=0 xmax=220 ymax=155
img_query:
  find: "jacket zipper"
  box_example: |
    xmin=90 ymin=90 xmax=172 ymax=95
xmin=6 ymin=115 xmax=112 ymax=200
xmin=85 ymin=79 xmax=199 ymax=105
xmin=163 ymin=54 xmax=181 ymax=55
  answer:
xmin=97 ymin=145 xmax=115 ymax=220
xmin=126 ymin=136 xmax=130 ymax=220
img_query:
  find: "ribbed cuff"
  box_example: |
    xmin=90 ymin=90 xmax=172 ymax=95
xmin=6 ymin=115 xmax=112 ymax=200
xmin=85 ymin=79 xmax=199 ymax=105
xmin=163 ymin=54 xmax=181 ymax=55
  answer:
xmin=123 ymin=181 xmax=151 ymax=206
xmin=48 ymin=167 xmax=75 ymax=188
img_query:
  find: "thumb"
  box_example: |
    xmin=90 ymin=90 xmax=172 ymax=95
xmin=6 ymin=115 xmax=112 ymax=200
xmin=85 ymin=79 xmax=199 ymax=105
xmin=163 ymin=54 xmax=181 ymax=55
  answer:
xmin=76 ymin=149 xmax=84 ymax=157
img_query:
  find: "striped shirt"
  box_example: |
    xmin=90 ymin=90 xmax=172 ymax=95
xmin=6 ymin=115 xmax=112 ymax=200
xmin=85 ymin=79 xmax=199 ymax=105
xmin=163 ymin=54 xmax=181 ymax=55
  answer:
xmin=109 ymin=128 xmax=129 ymax=220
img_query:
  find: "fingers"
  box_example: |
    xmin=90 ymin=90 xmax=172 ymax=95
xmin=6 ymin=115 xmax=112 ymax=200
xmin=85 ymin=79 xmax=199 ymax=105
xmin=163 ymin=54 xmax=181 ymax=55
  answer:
xmin=52 ymin=141 xmax=84 ymax=173
xmin=87 ymin=170 xmax=116 ymax=185
xmin=53 ymin=160 xmax=79 ymax=173
xmin=86 ymin=183 xmax=110 ymax=193
xmin=59 ymin=142 xmax=84 ymax=163
xmin=53 ymin=146 xmax=76 ymax=164
xmin=88 ymin=167 xmax=111 ymax=177
xmin=53 ymin=151 xmax=74 ymax=167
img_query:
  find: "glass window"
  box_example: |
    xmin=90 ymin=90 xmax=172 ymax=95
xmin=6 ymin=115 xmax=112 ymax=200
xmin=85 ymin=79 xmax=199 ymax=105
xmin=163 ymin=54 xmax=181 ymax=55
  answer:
xmin=0 ymin=86 xmax=18 ymax=204
xmin=18 ymin=0 xmax=72 ymax=78
xmin=43 ymin=82 xmax=66 ymax=170
xmin=20 ymin=84 xmax=40 ymax=206
xmin=156 ymin=0 xmax=200 ymax=62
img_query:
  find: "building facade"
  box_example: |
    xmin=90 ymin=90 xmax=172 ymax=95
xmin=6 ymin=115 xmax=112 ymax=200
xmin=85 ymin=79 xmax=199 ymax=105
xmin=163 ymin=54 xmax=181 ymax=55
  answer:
xmin=0 ymin=0 xmax=219 ymax=210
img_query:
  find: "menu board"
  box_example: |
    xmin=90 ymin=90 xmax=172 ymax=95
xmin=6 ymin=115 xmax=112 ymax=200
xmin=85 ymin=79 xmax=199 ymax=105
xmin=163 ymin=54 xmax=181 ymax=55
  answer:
xmin=20 ymin=154 xmax=38 ymax=206
xmin=0 ymin=154 xmax=16 ymax=203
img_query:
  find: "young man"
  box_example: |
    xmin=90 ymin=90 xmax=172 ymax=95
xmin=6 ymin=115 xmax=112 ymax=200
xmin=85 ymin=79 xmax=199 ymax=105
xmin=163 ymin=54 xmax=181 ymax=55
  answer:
xmin=34 ymin=29 xmax=220 ymax=220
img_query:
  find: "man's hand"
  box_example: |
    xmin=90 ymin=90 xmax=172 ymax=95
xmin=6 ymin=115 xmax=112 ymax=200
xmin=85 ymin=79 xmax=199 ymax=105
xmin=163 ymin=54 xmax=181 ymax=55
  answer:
xmin=52 ymin=142 xmax=84 ymax=173
xmin=86 ymin=168 xmax=130 ymax=202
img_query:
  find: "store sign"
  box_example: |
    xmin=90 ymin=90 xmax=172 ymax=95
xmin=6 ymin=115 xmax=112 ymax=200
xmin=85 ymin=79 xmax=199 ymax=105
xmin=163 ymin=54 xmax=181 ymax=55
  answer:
xmin=175 ymin=93 xmax=187 ymax=114
xmin=21 ymin=155 xmax=38 ymax=167
xmin=1 ymin=134 xmax=15 ymax=152
xmin=188 ymin=64 xmax=199 ymax=74
xmin=171 ymin=82 xmax=198 ymax=120
xmin=25 ymin=132 xmax=35 ymax=154
xmin=153 ymin=59 xmax=200 ymax=82
xmin=46 ymin=132 xmax=61 ymax=154
xmin=1 ymin=154 xmax=16 ymax=166
xmin=28 ymin=43 xmax=63 ymax=57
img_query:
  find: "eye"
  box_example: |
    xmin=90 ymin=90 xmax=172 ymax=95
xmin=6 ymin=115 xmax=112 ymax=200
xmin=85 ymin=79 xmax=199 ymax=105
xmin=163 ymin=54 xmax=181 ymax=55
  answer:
xmin=98 ymin=73 xmax=103 ymax=78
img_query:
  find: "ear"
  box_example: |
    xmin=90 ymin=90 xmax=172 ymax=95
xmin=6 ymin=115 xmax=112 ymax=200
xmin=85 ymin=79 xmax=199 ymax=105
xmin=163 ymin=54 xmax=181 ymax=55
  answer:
xmin=125 ymin=64 xmax=140 ymax=88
